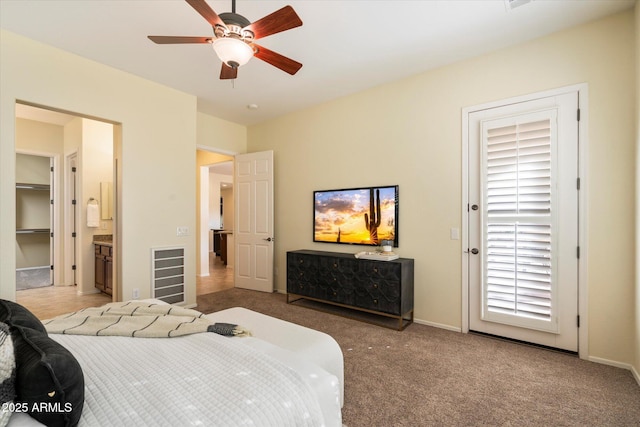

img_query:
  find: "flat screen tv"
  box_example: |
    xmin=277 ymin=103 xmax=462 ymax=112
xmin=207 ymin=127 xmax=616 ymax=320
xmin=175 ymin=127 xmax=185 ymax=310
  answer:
xmin=314 ymin=185 xmax=399 ymax=247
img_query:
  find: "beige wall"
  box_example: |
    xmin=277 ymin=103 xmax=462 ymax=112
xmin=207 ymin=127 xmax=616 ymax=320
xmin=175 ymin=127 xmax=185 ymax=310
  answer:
xmin=78 ymin=118 xmax=114 ymax=295
xmin=197 ymin=112 xmax=246 ymax=154
xmin=248 ymin=11 xmax=637 ymax=366
xmin=634 ymin=2 xmax=640 ymax=383
xmin=1 ymin=30 xmax=198 ymax=305
xmin=16 ymin=118 xmax=64 ymax=155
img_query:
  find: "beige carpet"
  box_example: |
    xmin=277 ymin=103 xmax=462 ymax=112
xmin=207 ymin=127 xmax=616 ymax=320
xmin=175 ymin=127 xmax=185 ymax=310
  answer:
xmin=196 ymin=288 xmax=640 ymax=427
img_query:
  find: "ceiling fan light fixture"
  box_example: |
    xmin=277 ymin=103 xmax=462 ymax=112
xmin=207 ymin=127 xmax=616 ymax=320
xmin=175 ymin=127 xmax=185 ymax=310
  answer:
xmin=212 ymin=37 xmax=254 ymax=69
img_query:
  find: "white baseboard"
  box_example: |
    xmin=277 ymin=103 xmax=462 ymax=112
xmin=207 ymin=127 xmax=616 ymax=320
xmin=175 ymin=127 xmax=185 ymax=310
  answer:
xmin=77 ymin=289 xmax=100 ymax=296
xmin=414 ymin=318 xmax=462 ymax=333
xmin=588 ymin=356 xmax=640 ymax=387
xmin=632 ymin=364 xmax=640 ymax=387
xmin=588 ymin=355 xmax=632 ymax=370
xmin=16 ymin=265 xmax=49 ymax=271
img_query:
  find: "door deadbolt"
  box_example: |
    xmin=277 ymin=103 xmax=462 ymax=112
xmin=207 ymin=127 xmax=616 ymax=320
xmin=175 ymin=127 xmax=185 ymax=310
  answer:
xmin=471 ymin=248 xmax=479 ymax=255
xmin=471 ymin=204 xmax=479 ymax=211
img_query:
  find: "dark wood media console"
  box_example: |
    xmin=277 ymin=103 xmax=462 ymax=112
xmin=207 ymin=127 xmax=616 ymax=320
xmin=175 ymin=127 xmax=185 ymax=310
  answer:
xmin=286 ymin=250 xmax=414 ymax=330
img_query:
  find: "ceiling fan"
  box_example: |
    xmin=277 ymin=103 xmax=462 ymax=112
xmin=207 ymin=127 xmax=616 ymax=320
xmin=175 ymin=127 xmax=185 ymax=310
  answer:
xmin=148 ymin=0 xmax=303 ymax=80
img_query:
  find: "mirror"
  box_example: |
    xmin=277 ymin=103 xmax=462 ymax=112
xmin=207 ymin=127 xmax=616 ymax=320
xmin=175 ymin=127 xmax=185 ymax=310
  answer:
xmin=100 ymin=181 xmax=113 ymax=220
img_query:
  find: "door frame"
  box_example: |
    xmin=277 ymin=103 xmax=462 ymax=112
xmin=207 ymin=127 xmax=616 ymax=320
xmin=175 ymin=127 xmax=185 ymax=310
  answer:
xmin=461 ymin=83 xmax=589 ymax=359
xmin=196 ymin=146 xmax=237 ymax=280
xmin=15 ymin=149 xmax=61 ymax=287
xmin=64 ymin=151 xmax=78 ymax=286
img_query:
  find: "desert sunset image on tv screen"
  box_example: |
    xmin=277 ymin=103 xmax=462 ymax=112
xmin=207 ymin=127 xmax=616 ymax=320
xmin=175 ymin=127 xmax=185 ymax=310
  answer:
xmin=314 ymin=186 xmax=398 ymax=246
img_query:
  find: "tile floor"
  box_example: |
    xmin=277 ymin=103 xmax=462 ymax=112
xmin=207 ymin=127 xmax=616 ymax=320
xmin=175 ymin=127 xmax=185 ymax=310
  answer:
xmin=15 ymin=252 xmax=233 ymax=320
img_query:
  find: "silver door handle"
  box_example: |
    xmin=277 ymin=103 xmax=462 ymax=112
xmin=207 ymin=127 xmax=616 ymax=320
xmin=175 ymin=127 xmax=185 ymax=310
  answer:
xmin=263 ymin=237 xmax=274 ymax=242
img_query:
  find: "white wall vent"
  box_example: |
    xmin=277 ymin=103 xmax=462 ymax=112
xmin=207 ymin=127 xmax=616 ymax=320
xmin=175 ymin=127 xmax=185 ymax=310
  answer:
xmin=151 ymin=246 xmax=185 ymax=304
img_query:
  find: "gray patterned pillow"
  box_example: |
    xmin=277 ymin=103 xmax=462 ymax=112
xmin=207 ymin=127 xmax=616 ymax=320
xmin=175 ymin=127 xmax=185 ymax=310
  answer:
xmin=0 ymin=321 xmax=16 ymax=426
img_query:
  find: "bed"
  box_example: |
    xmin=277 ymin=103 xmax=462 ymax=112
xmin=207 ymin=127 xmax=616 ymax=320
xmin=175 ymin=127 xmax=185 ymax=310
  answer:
xmin=1 ymin=299 xmax=343 ymax=427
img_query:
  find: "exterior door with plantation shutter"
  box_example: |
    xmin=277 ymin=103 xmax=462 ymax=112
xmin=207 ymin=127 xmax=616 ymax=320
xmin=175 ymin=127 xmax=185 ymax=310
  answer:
xmin=468 ymin=92 xmax=579 ymax=352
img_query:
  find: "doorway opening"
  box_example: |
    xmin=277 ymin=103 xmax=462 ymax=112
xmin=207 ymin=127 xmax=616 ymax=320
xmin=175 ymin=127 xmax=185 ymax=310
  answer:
xmin=15 ymin=152 xmax=55 ymax=291
xmin=15 ymin=102 xmax=118 ymax=319
xmin=196 ymin=149 xmax=234 ymax=296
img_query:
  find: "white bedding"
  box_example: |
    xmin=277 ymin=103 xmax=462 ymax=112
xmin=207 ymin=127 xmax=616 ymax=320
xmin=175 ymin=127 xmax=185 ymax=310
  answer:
xmin=205 ymin=307 xmax=344 ymax=407
xmin=8 ymin=330 xmax=342 ymax=426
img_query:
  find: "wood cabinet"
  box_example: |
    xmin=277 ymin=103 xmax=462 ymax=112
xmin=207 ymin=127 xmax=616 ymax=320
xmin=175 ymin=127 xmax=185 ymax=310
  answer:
xmin=287 ymin=250 xmax=414 ymax=330
xmin=220 ymin=233 xmax=228 ymax=265
xmin=94 ymin=243 xmax=113 ymax=295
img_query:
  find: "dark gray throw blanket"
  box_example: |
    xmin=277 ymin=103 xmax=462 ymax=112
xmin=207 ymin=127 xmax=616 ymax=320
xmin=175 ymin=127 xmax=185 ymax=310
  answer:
xmin=0 ymin=322 xmax=16 ymax=427
xmin=208 ymin=322 xmax=241 ymax=336
xmin=43 ymin=301 xmax=251 ymax=338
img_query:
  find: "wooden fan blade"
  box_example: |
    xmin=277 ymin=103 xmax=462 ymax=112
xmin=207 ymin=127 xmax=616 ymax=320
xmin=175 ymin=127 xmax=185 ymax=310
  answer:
xmin=185 ymin=0 xmax=227 ymax=29
xmin=244 ymin=5 xmax=302 ymax=40
xmin=148 ymin=36 xmax=212 ymax=44
xmin=253 ymin=44 xmax=302 ymax=75
xmin=220 ymin=63 xmax=238 ymax=80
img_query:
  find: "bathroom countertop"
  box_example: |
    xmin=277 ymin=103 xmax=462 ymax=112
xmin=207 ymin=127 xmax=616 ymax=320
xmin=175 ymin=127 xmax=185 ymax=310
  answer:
xmin=93 ymin=235 xmax=113 ymax=246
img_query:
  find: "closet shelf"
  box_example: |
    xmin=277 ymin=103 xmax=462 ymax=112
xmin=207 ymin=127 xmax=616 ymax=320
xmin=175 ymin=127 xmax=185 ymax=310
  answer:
xmin=16 ymin=228 xmax=50 ymax=234
xmin=16 ymin=183 xmax=50 ymax=191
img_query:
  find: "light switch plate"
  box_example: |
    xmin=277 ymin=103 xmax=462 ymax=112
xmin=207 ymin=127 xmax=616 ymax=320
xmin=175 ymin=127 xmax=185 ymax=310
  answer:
xmin=450 ymin=228 xmax=460 ymax=240
xmin=177 ymin=226 xmax=189 ymax=237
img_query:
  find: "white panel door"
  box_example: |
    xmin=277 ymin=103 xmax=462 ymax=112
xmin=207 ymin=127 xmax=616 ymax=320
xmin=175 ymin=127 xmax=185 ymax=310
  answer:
xmin=468 ymin=92 xmax=579 ymax=352
xmin=234 ymin=151 xmax=274 ymax=292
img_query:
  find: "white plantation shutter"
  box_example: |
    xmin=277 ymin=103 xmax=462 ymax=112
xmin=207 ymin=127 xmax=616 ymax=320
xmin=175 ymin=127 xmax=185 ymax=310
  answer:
xmin=481 ymin=111 xmax=558 ymax=332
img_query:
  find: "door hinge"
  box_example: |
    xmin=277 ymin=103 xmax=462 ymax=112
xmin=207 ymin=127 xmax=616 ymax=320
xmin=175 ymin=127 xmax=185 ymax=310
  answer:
xmin=50 ymin=265 xmax=54 ymax=270
xmin=50 ymin=166 xmax=54 ymax=172
xmin=72 ymin=232 xmax=76 ymax=238
xmin=50 ymin=199 xmax=54 ymax=205
xmin=577 ymin=109 xmax=581 ymax=121
xmin=50 ymin=232 xmax=53 ymax=238
xmin=577 ymin=178 xmax=580 ymax=190
xmin=72 ymin=199 xmax=76 ymax=205
xmin=577 ymin=246 xmax=580 ymax=259
xmin=72 ymin=265 xmax=76 ymax=270
xmin=72 ymin=166 xmax=76 ymax=173
xmin=577 ymin=315 xmax=580 ymax=328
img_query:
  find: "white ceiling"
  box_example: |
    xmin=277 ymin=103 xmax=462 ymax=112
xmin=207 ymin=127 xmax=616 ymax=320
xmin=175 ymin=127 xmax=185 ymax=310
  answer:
xmin=2 ymin=0 xmax=635 ymax=126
